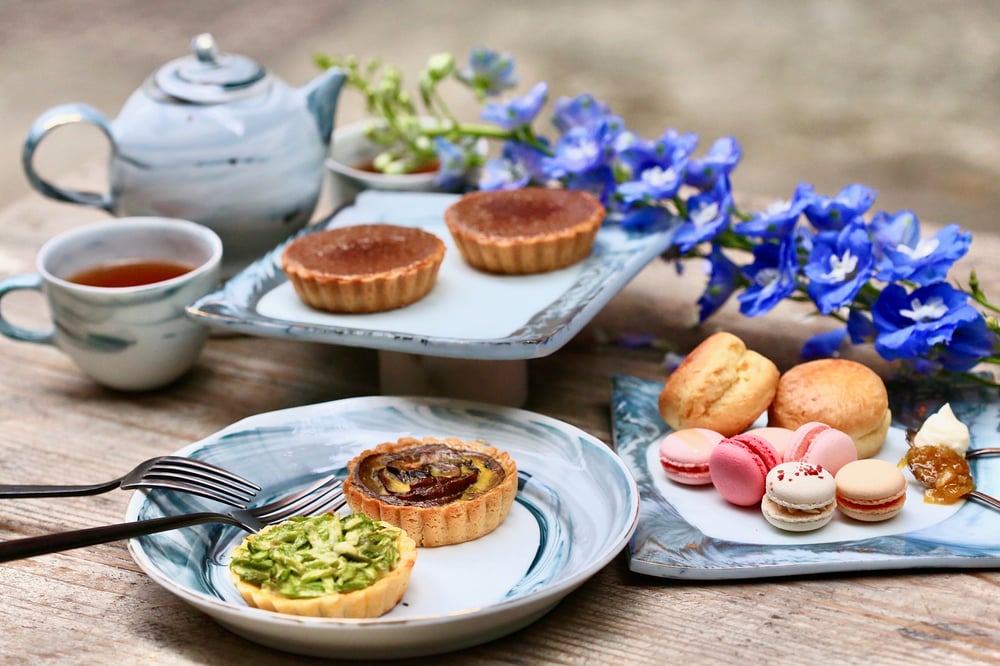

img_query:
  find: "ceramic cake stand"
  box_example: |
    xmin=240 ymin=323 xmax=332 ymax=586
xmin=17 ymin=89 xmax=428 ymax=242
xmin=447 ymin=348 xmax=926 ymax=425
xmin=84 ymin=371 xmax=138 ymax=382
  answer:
xmin=187 ymin=191 xmax=677 ymax=406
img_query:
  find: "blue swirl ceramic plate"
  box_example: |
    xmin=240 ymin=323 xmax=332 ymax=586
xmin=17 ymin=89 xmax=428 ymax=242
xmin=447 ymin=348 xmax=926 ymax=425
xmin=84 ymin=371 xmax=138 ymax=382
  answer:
xmin=125 ymin=396 xmax=639 ymax=659
xmin=611 ymin=374 xmax=1000 ymax=580
xmin=186 ymin=191 xmax=676 ymax=360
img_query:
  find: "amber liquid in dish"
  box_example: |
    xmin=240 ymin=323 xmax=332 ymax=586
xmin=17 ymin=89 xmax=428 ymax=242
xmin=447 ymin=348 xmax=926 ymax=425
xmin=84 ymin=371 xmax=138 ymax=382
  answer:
xmin=67 ymin=259 xmax=194 ymax=288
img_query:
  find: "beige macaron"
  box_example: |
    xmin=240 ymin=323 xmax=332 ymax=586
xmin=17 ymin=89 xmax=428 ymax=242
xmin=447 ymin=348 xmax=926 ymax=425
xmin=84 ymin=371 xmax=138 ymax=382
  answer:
xmin=767 ymin=358 xmax=891 ymax=459
xmin=658 ymin=332 xmax=780 ymax=437
xmin=835 ymin=459 xmax=907 ymax=521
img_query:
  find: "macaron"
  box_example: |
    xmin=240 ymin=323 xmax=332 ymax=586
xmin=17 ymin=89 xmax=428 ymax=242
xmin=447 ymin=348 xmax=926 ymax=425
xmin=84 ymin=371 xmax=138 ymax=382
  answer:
xmin=835 ymin=459 xmax=907 ymax=521
xmin=709 ymin=433 xmax=781 ymax=506
xmin=760 ymin=461 xmax=837 ymax=532
xmin=658 ymin=428 xmax=724 ymax=485
xmin=784 ymin=422 xmax=858 ymax=475
xmin=747 ymin=426 xmax=795 ymax=458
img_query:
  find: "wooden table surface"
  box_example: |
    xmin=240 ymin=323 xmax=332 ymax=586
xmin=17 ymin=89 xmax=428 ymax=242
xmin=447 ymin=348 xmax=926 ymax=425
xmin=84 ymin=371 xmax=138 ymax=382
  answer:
xmin=1 ymin=172 xmax=998 ymax=665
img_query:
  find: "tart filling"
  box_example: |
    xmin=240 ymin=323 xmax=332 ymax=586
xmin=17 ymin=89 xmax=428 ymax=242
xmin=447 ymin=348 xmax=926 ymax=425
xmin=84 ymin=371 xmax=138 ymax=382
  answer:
xmin=344 ymin=436 xmax=519 ymax=547
xmin=229 ymin=512 xmax=417 ymax=618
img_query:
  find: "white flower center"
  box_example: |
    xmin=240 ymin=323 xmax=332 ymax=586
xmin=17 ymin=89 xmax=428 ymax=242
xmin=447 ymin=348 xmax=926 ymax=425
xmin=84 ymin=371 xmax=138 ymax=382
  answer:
xmin=900 ymin=297 xmax=948 ymax=323
xmin=766 ymin=199 xmax=791 ymax=215
xmin=642 ymin=166 xmax=677 ymax=188
xmin=565 ymin=141 xmax=599 ymax=164
xmin=896 ymin=238 xmax=939 ymax=260
xmin=691 ymin=202 xmax=720 ymax=228
xmin=823 ymin=249 xmax=858 ymax=282
xmin=755 ymin=267 xmax=778 ymax=289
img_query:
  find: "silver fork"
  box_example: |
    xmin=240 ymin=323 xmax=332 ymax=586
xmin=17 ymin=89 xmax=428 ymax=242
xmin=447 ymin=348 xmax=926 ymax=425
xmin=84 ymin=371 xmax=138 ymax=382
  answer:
xmin=0 ymin=456 xmax=261 ymax=506
xmin=0 ymin=475 xmax=344 ymax=562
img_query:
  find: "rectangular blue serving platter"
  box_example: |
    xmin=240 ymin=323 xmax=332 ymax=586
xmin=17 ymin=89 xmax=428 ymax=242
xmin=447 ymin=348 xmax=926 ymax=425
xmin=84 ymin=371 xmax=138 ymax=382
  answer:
xmin=611 ymin=373 xmax=1000 ymax=580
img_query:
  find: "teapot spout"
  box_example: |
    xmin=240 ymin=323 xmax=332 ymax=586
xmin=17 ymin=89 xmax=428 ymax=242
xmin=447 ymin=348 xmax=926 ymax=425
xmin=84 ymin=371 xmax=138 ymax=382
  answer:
xmin=301 ymin=67 xmax=346 ymax=146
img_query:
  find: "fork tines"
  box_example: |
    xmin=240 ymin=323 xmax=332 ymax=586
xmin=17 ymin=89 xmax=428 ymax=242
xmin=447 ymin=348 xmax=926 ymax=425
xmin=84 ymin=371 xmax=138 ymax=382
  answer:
xmin=254 ymin=476 xmax=345 ymax=524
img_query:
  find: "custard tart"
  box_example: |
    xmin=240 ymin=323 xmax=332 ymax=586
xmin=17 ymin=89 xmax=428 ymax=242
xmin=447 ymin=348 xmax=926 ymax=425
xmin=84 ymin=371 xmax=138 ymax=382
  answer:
xmin=281 ymin=223 xmax=445 ymax=313
xmin=229 ymin=512 xmax=417 ymax=618
xmin=343 ymin=436 xmax=518 ymax=547
xmin=443 ymin=187 xmax=605 ymax=274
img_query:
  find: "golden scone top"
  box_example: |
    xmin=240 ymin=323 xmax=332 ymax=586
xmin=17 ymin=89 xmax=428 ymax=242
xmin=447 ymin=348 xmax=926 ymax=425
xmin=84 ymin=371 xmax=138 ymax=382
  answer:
xmin=658 ymin=331 xmax=779 ymax=437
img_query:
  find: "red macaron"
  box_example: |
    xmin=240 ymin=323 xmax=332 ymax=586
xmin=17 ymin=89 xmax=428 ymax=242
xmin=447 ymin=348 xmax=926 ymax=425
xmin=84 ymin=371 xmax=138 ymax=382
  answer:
xmin=709 ymin=433 xmax=781 ymax=506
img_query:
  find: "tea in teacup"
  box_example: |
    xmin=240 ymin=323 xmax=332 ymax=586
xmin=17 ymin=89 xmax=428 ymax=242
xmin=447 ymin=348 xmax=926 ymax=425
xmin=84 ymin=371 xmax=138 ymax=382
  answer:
xmin=67 ymin=259 xmax=196 ymax=288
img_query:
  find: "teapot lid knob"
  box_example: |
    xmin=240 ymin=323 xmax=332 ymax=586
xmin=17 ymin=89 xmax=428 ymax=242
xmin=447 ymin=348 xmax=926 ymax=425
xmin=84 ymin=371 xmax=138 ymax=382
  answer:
xmin=151 ymin=33 xmax=269 ymax=104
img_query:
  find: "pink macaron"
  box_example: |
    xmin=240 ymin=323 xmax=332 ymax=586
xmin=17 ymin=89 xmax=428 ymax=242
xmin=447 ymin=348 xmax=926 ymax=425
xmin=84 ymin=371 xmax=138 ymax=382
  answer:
xmin=709 ymin=433 xmax=781 ymax=506
xmin=658 ymin=428 xmax=724 ymax=485
xmin=784 ymin=422 xmax=858 ymax=474
xmin=746 ymin=426 xmax=795 ymax=458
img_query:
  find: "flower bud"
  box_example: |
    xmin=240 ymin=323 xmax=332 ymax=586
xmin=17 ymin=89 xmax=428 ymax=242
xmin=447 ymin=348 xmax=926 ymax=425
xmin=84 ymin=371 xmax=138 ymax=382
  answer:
xmin=425 ymin=52 xmax=455 ymax=80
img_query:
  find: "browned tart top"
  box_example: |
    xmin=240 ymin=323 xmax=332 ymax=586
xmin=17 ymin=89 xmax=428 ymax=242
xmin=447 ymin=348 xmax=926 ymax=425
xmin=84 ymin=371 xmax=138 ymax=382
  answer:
xmin=282 ymin=224 xmax=444 ymax=278
xmin=444 ymin=187 xmax=605 ymax=240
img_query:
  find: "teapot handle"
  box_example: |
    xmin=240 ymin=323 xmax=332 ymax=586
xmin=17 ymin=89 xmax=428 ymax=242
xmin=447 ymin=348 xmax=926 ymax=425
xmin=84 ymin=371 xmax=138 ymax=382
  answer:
xmin=22 ymin=103 xmax=115 ymax=212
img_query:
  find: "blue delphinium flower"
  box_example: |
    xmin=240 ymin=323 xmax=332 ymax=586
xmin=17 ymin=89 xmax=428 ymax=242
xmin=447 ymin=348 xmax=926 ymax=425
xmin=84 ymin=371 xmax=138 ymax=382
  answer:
xmin=846 ymin=306 xmax=878 ymax=344
xmin=737 ymin=235 xmax=800 ymax=317
xmin=871 ymin=210 xmax=971 ymax=285
xmin=870 ymin=281 xmax=994 ymax=371
xmin=929 ymin=316 xmax=996 ymax=372
xmin=802 ymin=327 xmax=848 ymax=360
xmin=551 ymin=93 xmax=611 ymax=133
xmin=432 ymin=138 xmax=470 ymax=190
xmin=617 ymin=164 xmax=684 ymax=204
xmin=543 ymin=117 xmax=623 ymax=199
xmin=803 ymin=217 xmax=874 ymax=314
xmin=671 ymin=176 xmax=733 ymax=253
xmin=479 ymin=157 xmax=530 ymax=190
xmin=455 ymin=48 xmax=519 ymax=97
xmin=698 ymin=246 xmax=741 ymax=322
xmin=617 ymin=128 xmax=698 ymax=178
xmin=481 ymin=81 xmax=548 ymax=131
xmin=804 ymin=183 xmax=877 ymax=232
xmin=684 ymin=136 xmax=742 ymax=190
xmin=734 ymin=182 xmax=814 ymax=239
xmin=620 ymin=204 xmax=676 ymax=233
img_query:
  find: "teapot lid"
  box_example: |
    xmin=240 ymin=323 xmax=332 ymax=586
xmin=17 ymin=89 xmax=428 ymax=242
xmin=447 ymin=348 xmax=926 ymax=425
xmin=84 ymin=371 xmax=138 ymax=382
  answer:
xmin=152 ymin=33 xmax=269 ymax=104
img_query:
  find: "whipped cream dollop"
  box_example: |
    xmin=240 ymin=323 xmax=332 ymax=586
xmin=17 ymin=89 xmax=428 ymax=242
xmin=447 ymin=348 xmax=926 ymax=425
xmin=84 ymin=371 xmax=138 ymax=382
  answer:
xmin=914 ymin=403 xmax=970 ymax=455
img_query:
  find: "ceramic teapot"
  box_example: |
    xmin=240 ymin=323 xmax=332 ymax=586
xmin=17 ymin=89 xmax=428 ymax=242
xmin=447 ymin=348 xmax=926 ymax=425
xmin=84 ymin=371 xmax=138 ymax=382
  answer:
xmin=22 ymin=33 xmax=346 ymax=276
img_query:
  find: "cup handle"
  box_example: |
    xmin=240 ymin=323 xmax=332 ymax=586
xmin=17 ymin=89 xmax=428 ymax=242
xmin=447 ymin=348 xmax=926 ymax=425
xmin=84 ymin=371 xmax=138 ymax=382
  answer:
xmin=0 ymin=274 xmax=55 ymax=345
xmin=22 ymin=103 xmax=115 ymax=212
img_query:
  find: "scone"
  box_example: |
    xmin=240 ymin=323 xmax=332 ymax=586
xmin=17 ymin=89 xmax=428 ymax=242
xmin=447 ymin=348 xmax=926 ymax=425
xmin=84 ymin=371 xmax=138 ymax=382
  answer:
xmin=281 ymin=223 xmax=445 ymax=313
xmin=767 ymin=358 xmax=891 ymax=459
xmin=343 ymin=436 xmax=518 ymax=547
xmin=658 ymin=332 xmax=780 ymax=437
xmin=443 ymin=187 xmax=605 ymax=274
xmin=229 ymin=512 xmax=417 ymax=618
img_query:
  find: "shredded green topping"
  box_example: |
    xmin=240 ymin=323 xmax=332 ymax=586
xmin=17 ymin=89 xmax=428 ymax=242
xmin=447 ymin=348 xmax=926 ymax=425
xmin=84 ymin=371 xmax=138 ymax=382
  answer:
xmin=229 ymin=513 xmax=402 ymax=599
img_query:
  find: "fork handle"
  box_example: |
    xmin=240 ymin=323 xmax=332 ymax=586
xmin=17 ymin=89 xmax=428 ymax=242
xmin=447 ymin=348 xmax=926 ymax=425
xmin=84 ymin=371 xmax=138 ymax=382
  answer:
xmin=0 ymin=513 xmax=232 ymax=562
xmin=0 ymin=479 xmax=122 ymax=498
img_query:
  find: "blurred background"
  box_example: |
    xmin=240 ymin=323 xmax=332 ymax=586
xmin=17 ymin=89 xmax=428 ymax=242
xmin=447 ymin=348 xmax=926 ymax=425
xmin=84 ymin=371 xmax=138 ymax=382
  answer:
xmin=2 ymin=0 xmax=997 ymax=229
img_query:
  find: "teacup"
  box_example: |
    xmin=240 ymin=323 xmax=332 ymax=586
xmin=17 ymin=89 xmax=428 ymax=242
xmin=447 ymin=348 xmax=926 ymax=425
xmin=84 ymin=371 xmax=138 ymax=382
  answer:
xmin=0 ymin=217 xmax=222 ymax=391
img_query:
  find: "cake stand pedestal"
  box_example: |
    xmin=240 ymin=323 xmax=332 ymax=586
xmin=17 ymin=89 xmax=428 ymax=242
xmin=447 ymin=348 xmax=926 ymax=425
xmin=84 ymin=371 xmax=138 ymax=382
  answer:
xmin=377 ymin=351 xmax=529 ymax=408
